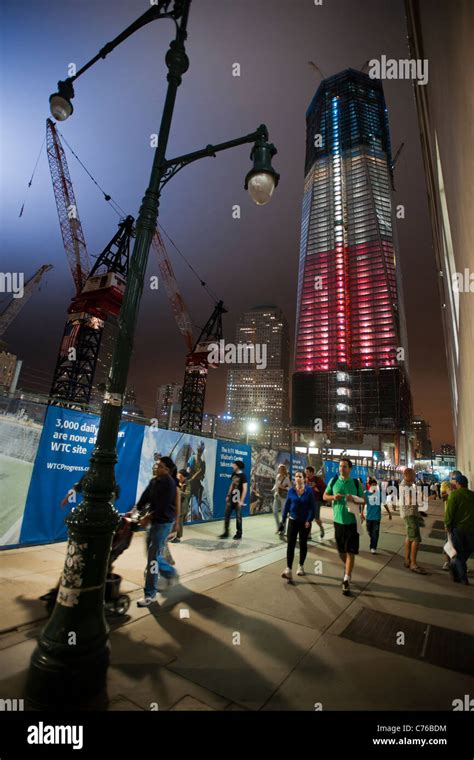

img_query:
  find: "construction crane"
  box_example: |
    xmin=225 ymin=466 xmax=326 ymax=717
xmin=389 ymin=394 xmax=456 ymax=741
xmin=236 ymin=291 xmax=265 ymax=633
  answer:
xmin=152 ymin=229 xmax=194 ymax=353
xmin=46 ymin=118 xmax=135 ymax=408
xmin=151 ymin=231 xmax=225 ymax=434
xmin=47 ymin=117 xmax=221 ymax=423
xmin=0 ymin=264 xmax=53 ymax=345
xmin=179 ymin=300 xmax=226 ymax=434
xmin=46 ymin=119 xmax=90 ymax=294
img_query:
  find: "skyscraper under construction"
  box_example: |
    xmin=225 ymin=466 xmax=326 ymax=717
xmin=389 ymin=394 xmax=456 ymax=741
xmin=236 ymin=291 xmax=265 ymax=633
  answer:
xmin=292 ymin=69 xmax=412 ymax=452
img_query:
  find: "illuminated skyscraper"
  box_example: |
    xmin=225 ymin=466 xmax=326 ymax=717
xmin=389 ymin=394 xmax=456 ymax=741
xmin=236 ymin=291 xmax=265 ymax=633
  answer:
xmin=223 ymin=306 xmax=290 ymax=448
xmin=293 ymin=69 xmax=412 ymax=444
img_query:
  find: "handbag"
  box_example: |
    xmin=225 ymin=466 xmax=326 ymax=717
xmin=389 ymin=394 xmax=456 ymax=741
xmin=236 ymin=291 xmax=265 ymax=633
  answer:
xmin=277 ymin=477 xmax=289 ymax=498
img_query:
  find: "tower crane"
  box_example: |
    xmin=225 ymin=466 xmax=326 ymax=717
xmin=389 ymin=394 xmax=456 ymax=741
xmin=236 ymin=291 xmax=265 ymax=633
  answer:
xmin=0 ymin=264 xmax=53 ymax=345
xmin=47 ymin=117 xmax=222 ymax=424
xmin=151 ymin=231 xmax=225 ymax=434
xmin=46 ymin=119 xmax=90 ymax=294
xmin=46 ymin=118 xmax=135 ymax=408
xmin=151 ymin=229 xmax=194 ymax=353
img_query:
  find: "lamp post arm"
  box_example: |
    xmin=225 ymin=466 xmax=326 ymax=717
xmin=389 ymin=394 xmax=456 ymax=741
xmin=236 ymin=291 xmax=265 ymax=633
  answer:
xmin=159 ymin=124 xmax=269 ymax=190
xmin=56 ymin=1 xmax=182 ymax=96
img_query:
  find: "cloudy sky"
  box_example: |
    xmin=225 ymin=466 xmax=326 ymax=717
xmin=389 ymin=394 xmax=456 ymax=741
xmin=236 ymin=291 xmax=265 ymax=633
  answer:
xmin=0 ymin=0 xmax=452 ymax=448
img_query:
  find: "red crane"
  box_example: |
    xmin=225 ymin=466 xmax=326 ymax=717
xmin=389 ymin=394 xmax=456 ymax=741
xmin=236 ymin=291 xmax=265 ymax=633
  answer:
xmin=46 ymin=119 xmax=134 ymax=407
xmin=151 ymin=230 xmax=194 ymax=353
xmin=46 ymin=118 xmax=91 ymax=294
xmin=46 ymin=118 xmax=222 ymax=424
xmin=151 ymin=230 xmax=225 ymax=434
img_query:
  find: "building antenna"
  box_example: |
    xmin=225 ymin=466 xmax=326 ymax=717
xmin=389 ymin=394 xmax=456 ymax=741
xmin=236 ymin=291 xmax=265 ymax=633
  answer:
xmin=308 ymin=61 xmax=325 ymax=81
xmin=391 ymin=142 xmax=405 ymax=172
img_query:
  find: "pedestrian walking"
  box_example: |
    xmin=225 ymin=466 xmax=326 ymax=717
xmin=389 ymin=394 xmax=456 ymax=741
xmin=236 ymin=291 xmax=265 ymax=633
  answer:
xmin=157 ymin=456 xmax=181 ymax=562
xmin=172 ymin=468 xmax=190 ymax=543
xmin=441 ymin=476 xmax=456 ymax=569
xmin=280 ymin=471 xmax=316 ymax=580
xmin=134 ymin=458 xmax=179 ymax=607
xmin=219 ymin=460 xmax=248 ymax=540
xmin=364 ymin=477 xmax=392 ymax=554
xmin=324 ymin=457 xmax=365 ymax=596
xmin=445 ymin=473 xmax=474 ymax=585
xmin=399 ymin=467 xmax=426 ymax=574
xmin=305 ymin=465 xmax=326 ymax=539
xmin=272 ymin=464 xmax=291 ymax=537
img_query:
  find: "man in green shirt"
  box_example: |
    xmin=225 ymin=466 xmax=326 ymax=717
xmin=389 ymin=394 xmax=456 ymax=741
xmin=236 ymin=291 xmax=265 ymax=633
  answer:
xmin=324 ymin=457 xmax=365 ymax=596
xmin=445 ymin=473 xmax=474 ymax=585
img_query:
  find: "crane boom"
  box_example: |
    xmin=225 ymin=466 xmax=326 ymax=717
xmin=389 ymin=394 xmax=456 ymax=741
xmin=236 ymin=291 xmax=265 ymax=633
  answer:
xmin=0 ymin=264 xmax=53 ymax=338
xmin=151 ymin=229 xmax=194 ymax=352
xmin=46 ymin=118 xmax=91 ymax=294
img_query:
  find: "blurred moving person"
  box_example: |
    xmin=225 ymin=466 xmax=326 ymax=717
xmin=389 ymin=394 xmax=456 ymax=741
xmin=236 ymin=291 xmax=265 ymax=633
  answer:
xmin=305 ymin=465 xmax=326 ymax=540
xmin=134 ymin=458 xmax=179 ymax=607
xmin=445 ymin=473 xmax=474 ymax=585
xmin=272 ymin=464 xmax=291 ymax=537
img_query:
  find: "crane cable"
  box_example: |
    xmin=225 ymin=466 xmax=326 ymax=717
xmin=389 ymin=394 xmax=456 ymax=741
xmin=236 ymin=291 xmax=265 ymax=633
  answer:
xmin=19 ymin=127 xmax=220 ymax=303
xmin=57 ymin=130 xmax=126 ymax=219
xmin=18 ymin=135 xmax=46 ymax=217
xmin=58 ymin=131 xmax=219 ymax=302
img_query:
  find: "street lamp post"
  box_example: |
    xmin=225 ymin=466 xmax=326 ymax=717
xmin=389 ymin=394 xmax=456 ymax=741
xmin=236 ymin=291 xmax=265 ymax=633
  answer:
xmin=27 ymin=0 xmax=279 ymax=708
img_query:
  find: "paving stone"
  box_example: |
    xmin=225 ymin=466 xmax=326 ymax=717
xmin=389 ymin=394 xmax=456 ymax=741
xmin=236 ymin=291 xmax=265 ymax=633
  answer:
xmin=169 ymin=695 xmax=216 ymax=710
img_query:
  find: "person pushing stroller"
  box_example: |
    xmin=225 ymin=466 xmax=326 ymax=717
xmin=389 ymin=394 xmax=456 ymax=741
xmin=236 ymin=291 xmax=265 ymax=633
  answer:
xmin=133 ymin=457 xmax=180 ymax=607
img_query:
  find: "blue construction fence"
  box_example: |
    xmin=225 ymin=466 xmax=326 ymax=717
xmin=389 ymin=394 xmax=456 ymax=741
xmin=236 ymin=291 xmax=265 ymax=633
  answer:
xmin=0 ymin=403 xmax=369 ymax=549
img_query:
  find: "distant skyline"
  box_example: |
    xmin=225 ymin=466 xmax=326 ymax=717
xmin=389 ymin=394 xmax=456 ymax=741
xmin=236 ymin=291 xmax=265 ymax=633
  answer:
xmin=0 ymin=0 xmax=453 ymax=448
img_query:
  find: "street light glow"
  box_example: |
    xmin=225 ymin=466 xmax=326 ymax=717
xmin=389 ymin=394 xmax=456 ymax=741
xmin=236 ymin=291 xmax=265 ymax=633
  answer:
xmin=247 ymin=172 xmax=276 ymax=205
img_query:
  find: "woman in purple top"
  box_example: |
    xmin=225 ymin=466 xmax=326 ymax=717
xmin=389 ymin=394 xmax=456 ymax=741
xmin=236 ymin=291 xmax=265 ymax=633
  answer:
xmin=280 ymin=471 xmax=316 ymax=581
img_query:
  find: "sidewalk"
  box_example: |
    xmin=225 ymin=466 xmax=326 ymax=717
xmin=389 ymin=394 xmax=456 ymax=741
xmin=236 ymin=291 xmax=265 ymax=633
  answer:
xmin=1 ymin=500 xmax=473 ymax=711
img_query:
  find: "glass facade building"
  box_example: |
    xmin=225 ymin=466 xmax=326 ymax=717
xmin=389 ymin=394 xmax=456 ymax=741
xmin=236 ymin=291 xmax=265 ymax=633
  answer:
xmin=223 ymin=306 xmax=290 ymax=448
xmin=293 ymin=69 xmax=412 ymax=438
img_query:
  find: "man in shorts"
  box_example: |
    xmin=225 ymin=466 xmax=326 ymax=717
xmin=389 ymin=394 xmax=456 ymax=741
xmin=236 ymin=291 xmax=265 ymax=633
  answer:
xmin=324 ymin=457 xmax=365 ymax=596
xmin=399 ymin=467 xmax=426 ymax=574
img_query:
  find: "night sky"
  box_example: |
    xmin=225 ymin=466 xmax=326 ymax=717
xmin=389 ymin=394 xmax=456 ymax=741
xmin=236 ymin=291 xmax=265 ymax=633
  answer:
xmin=0 ymin=0 xmax=453 ymax=449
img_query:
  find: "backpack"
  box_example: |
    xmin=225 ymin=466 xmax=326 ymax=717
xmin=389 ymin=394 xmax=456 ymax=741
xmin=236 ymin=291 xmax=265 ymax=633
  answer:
xmin=328 ymin=476 xmax=362 ymax=495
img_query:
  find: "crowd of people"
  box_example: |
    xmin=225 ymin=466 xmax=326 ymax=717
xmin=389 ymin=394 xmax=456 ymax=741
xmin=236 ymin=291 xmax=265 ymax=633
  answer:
xmin=130 ymin=452 xmax=473 ymax=607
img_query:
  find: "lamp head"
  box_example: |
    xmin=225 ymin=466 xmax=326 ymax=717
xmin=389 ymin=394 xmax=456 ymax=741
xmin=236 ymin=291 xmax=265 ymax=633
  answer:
xmin=245 ymin=125 xmax=279 ymax=205
xmin=49 ymin=79 xmax=75 ymax=121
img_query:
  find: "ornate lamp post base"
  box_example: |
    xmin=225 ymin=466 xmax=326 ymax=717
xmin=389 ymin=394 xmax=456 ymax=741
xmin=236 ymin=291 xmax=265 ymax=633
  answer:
xmin=26 ymin=473 xmax=120 ymax=708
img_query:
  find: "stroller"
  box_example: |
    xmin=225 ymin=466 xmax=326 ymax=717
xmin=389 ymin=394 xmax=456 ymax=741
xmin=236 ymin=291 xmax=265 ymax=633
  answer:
xmin=40 ymin=512 xmax=139 ymax=618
